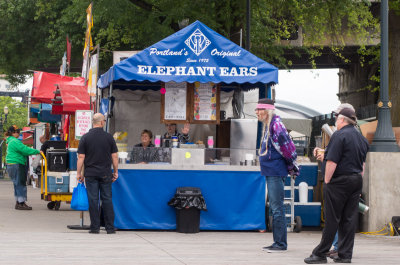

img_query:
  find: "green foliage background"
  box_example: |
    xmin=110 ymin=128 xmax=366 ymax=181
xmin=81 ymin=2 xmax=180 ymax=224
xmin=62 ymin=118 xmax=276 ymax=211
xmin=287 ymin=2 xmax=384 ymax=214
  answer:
xmin=0 ymin=96 xmax=28 ymax=132
xmin=0 ymin=0 xmax=389 ymax=85
xmin=0 ymin=96 xmax=28 ymax=163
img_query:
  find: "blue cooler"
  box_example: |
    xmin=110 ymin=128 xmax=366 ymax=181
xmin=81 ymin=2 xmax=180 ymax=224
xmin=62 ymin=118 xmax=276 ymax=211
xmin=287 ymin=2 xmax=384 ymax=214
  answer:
xmin=294 ymin=202 xmax=321 ymax=227
xmin=47 ymin=172 xmax=69 ymax=193
xmin=68 ymin=148 xmax=78 ymax=171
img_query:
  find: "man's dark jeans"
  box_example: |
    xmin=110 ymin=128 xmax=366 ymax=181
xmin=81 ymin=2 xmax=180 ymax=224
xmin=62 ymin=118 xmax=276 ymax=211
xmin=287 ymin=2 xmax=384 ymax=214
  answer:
xmin=85 ymin=175 xmax=115 ymax=232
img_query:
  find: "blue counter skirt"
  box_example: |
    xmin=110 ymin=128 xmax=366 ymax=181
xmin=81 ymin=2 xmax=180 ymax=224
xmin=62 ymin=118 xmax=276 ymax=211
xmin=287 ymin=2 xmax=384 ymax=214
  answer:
xmin=113 ymin=169 xmax=266 ymax=230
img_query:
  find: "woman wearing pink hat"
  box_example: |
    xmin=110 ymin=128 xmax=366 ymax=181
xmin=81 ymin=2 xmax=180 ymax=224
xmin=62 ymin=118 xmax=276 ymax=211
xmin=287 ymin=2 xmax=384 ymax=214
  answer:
xmin=255 ymin=98 xmax=299 ymax=253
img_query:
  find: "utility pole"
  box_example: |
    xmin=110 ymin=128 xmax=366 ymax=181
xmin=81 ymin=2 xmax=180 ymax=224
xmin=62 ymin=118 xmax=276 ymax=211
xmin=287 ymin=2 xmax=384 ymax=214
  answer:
xmin=246 ymin=0 xmax=251 ymax=51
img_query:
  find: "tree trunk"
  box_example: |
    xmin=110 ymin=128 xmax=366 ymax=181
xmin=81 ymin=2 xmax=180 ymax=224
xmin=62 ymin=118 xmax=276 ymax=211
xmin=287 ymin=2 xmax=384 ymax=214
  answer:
xmin=389 ymin=10 xmax=400 ymax=126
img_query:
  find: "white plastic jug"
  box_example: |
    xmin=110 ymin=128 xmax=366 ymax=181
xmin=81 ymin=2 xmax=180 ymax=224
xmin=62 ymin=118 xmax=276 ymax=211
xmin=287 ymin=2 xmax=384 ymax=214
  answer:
xmin=299 ymin=182 xmax=309 ymax=203
xmin=69 ymin=171 xmax=78 ymax=193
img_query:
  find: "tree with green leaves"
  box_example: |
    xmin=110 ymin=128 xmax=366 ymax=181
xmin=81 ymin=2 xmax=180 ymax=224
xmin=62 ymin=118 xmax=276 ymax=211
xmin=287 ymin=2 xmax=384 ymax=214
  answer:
xmin=0 ymin=96 xmax=28 ymax=132
xmin=0 ymin=0 xmax=381 ymax=75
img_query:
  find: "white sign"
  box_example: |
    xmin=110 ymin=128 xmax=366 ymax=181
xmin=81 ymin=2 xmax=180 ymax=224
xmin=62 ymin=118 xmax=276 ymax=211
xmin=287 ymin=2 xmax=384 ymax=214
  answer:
xmin=75 ymin=110 xmax=93 ymax=140
xmin=164 ymin=82 xmax=187 ymax=120
xmin=113 ymin=51 xmax=139 ymax=65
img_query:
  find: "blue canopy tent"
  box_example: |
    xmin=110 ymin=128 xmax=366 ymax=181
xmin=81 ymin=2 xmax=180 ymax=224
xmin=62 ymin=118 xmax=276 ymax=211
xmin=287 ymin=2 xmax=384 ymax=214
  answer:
xmin=98 ymin=20 xmax=278 ymax=128
xmin=98 ymin=20 xmax=278 ymax=91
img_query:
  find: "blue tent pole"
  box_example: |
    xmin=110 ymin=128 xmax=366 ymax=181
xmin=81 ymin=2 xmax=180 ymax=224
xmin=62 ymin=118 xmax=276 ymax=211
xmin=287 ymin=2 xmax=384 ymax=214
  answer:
xmin=106 ymin=83 xmax=113 ymax=133
xmin=266 ymin=85 xmax=271 ymax=99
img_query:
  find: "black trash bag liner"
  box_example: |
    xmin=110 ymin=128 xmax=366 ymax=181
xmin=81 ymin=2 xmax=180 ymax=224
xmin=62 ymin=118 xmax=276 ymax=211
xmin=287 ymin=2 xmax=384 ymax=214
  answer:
xmin=168 ymin=187 xmax=207 ymax=211
xmin=168 ymin=195 xmax=207 ymax=211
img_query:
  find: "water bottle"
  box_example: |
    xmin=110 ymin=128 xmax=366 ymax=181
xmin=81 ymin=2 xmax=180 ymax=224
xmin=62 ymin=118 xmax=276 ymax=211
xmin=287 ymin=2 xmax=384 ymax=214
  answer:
xmin=172 ymin=136 xmax=179 ymax=148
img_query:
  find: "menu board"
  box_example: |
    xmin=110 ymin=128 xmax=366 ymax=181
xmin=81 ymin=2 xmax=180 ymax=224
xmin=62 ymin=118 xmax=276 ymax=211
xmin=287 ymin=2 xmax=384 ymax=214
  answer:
xmin=193 ymin=82 xmax=217 ymax=121
xmin=164 ymin=82 xmax=187 ymax=120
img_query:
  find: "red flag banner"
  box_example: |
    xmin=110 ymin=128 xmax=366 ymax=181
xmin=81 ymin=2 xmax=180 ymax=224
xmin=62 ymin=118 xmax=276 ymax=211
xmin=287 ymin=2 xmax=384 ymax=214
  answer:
xmin=66 ymin=36 xmax=71 ymax=67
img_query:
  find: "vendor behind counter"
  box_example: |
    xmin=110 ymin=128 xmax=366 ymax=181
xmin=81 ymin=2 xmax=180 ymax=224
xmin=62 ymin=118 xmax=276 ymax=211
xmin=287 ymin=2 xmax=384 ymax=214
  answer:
xmin=162 ymin=123 xmax=190 ymax=146
xmin=131 ymin=129 xmax=158 ymax=164
xmin=130 ymin=129 xmax=174 ymax=164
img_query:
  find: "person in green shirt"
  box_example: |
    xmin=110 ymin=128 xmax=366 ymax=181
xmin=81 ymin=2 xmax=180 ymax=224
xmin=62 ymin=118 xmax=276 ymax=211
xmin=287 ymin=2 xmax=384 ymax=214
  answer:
xmin=5 ymin=125 xmax=40 ymax=210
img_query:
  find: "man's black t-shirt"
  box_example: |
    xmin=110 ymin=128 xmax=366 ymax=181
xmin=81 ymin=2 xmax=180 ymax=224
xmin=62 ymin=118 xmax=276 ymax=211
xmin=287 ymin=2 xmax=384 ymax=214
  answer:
xmin=322 ymin=124 xmax=369 ymax=177
xmin=77 ymin=127 xmax=118 ymax=177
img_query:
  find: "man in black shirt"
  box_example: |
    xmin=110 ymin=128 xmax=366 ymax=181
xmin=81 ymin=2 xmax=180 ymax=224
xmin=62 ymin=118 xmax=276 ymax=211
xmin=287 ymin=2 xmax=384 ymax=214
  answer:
xmin=305 ymin=107 xmax=369 ymax=264
xmin=77 ymin=113 xmax=118 ymax=234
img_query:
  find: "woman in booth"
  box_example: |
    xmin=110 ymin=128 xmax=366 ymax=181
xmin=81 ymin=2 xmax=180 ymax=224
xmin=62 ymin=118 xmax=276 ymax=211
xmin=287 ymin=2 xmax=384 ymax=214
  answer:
xmin=131 ymin=129 xmax=158 ymax=164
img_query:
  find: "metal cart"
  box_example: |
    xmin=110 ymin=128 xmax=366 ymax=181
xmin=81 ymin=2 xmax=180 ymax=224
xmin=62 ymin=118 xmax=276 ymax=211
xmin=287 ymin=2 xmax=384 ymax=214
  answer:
xmin=40 ymin=152 xmax=72 ymax=210
xmin=267 ymin=175 xmax=302 ymax=233
xmin=285 ymin=175 xmax=302 ymax=232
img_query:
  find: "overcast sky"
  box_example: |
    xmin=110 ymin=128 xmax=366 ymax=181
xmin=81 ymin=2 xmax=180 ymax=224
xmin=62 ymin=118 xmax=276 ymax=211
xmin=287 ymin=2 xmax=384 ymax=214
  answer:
xmin=275 ymin=69 xmax=341 ymax=114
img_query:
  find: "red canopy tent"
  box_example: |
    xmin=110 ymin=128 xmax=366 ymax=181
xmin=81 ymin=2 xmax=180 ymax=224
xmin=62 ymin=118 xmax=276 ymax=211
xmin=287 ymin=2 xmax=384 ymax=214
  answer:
xmin=31 ymin=71 xmax=86 ymax=104
xmin=52 ymin=84 xmax=90 ymax=114
xmin=30 ymin=71 xmax=91 ymax=144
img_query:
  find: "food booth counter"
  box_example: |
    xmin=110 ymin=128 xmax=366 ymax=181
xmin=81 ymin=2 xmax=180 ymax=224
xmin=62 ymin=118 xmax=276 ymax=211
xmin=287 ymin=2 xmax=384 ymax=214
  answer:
xmin=114 ymin=162 xmax=265 ymax=230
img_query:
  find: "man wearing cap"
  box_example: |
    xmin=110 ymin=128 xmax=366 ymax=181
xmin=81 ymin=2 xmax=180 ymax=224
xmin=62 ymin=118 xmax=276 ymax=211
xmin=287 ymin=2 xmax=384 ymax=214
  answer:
xmin=255 ymin=98 xmax=299 ymax=253
xmin=304 ymin=107 xmax=369 ymax=264
xmin=5 ymin=125 xmax=40 ymax=210
xmin=313 ymin=103 xmax=356 ymax=260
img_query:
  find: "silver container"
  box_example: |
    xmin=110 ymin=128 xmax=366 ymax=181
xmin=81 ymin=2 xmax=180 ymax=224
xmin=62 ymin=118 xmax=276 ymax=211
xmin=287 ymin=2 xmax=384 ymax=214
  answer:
xmin=230 ymin=119 xmax=258 ymax=165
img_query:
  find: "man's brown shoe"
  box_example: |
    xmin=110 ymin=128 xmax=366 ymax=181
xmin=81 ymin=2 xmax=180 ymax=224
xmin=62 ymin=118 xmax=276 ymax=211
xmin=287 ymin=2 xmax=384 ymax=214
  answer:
xmin=326 ymin=249 xmax=338 ymax=259
xmin=16 ymin=202 xmax=32 ymax=210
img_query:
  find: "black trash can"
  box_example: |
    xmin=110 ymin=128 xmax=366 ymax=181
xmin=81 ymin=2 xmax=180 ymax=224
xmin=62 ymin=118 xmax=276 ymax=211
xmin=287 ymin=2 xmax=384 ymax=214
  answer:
xmin=168 ymin=187 xmax=207 ymax=233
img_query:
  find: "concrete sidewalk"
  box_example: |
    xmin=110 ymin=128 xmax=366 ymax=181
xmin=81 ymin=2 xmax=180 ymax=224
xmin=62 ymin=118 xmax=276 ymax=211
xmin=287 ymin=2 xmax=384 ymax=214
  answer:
xmin=0 ymin=179 xmax=399 ymax=265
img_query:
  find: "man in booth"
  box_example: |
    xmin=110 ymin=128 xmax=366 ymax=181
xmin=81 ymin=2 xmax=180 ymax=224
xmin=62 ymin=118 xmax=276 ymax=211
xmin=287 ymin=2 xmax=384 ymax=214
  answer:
xmin=162 ymin=123 xmax=190 ymax=146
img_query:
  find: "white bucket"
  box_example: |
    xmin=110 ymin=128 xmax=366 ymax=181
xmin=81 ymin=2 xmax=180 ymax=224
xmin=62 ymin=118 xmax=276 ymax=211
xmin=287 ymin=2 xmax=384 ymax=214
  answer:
xmin=299 ymin=182 xmax=309 ymax=203
xmin=69 ymin=171 xmax=78 ymax=193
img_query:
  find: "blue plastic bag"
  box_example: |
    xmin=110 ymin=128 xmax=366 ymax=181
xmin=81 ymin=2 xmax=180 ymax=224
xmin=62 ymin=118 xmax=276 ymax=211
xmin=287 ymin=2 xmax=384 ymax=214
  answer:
xmin=71 ymin=183 xmax=89 ymax=211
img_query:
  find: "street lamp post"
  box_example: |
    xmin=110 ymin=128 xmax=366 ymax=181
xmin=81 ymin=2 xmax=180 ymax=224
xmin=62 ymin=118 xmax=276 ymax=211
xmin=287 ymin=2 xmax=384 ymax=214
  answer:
xmin=0 ymin=106 xmax=9 ymax=178
xmin=370 ymin=0 xmax=400 ymax=152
